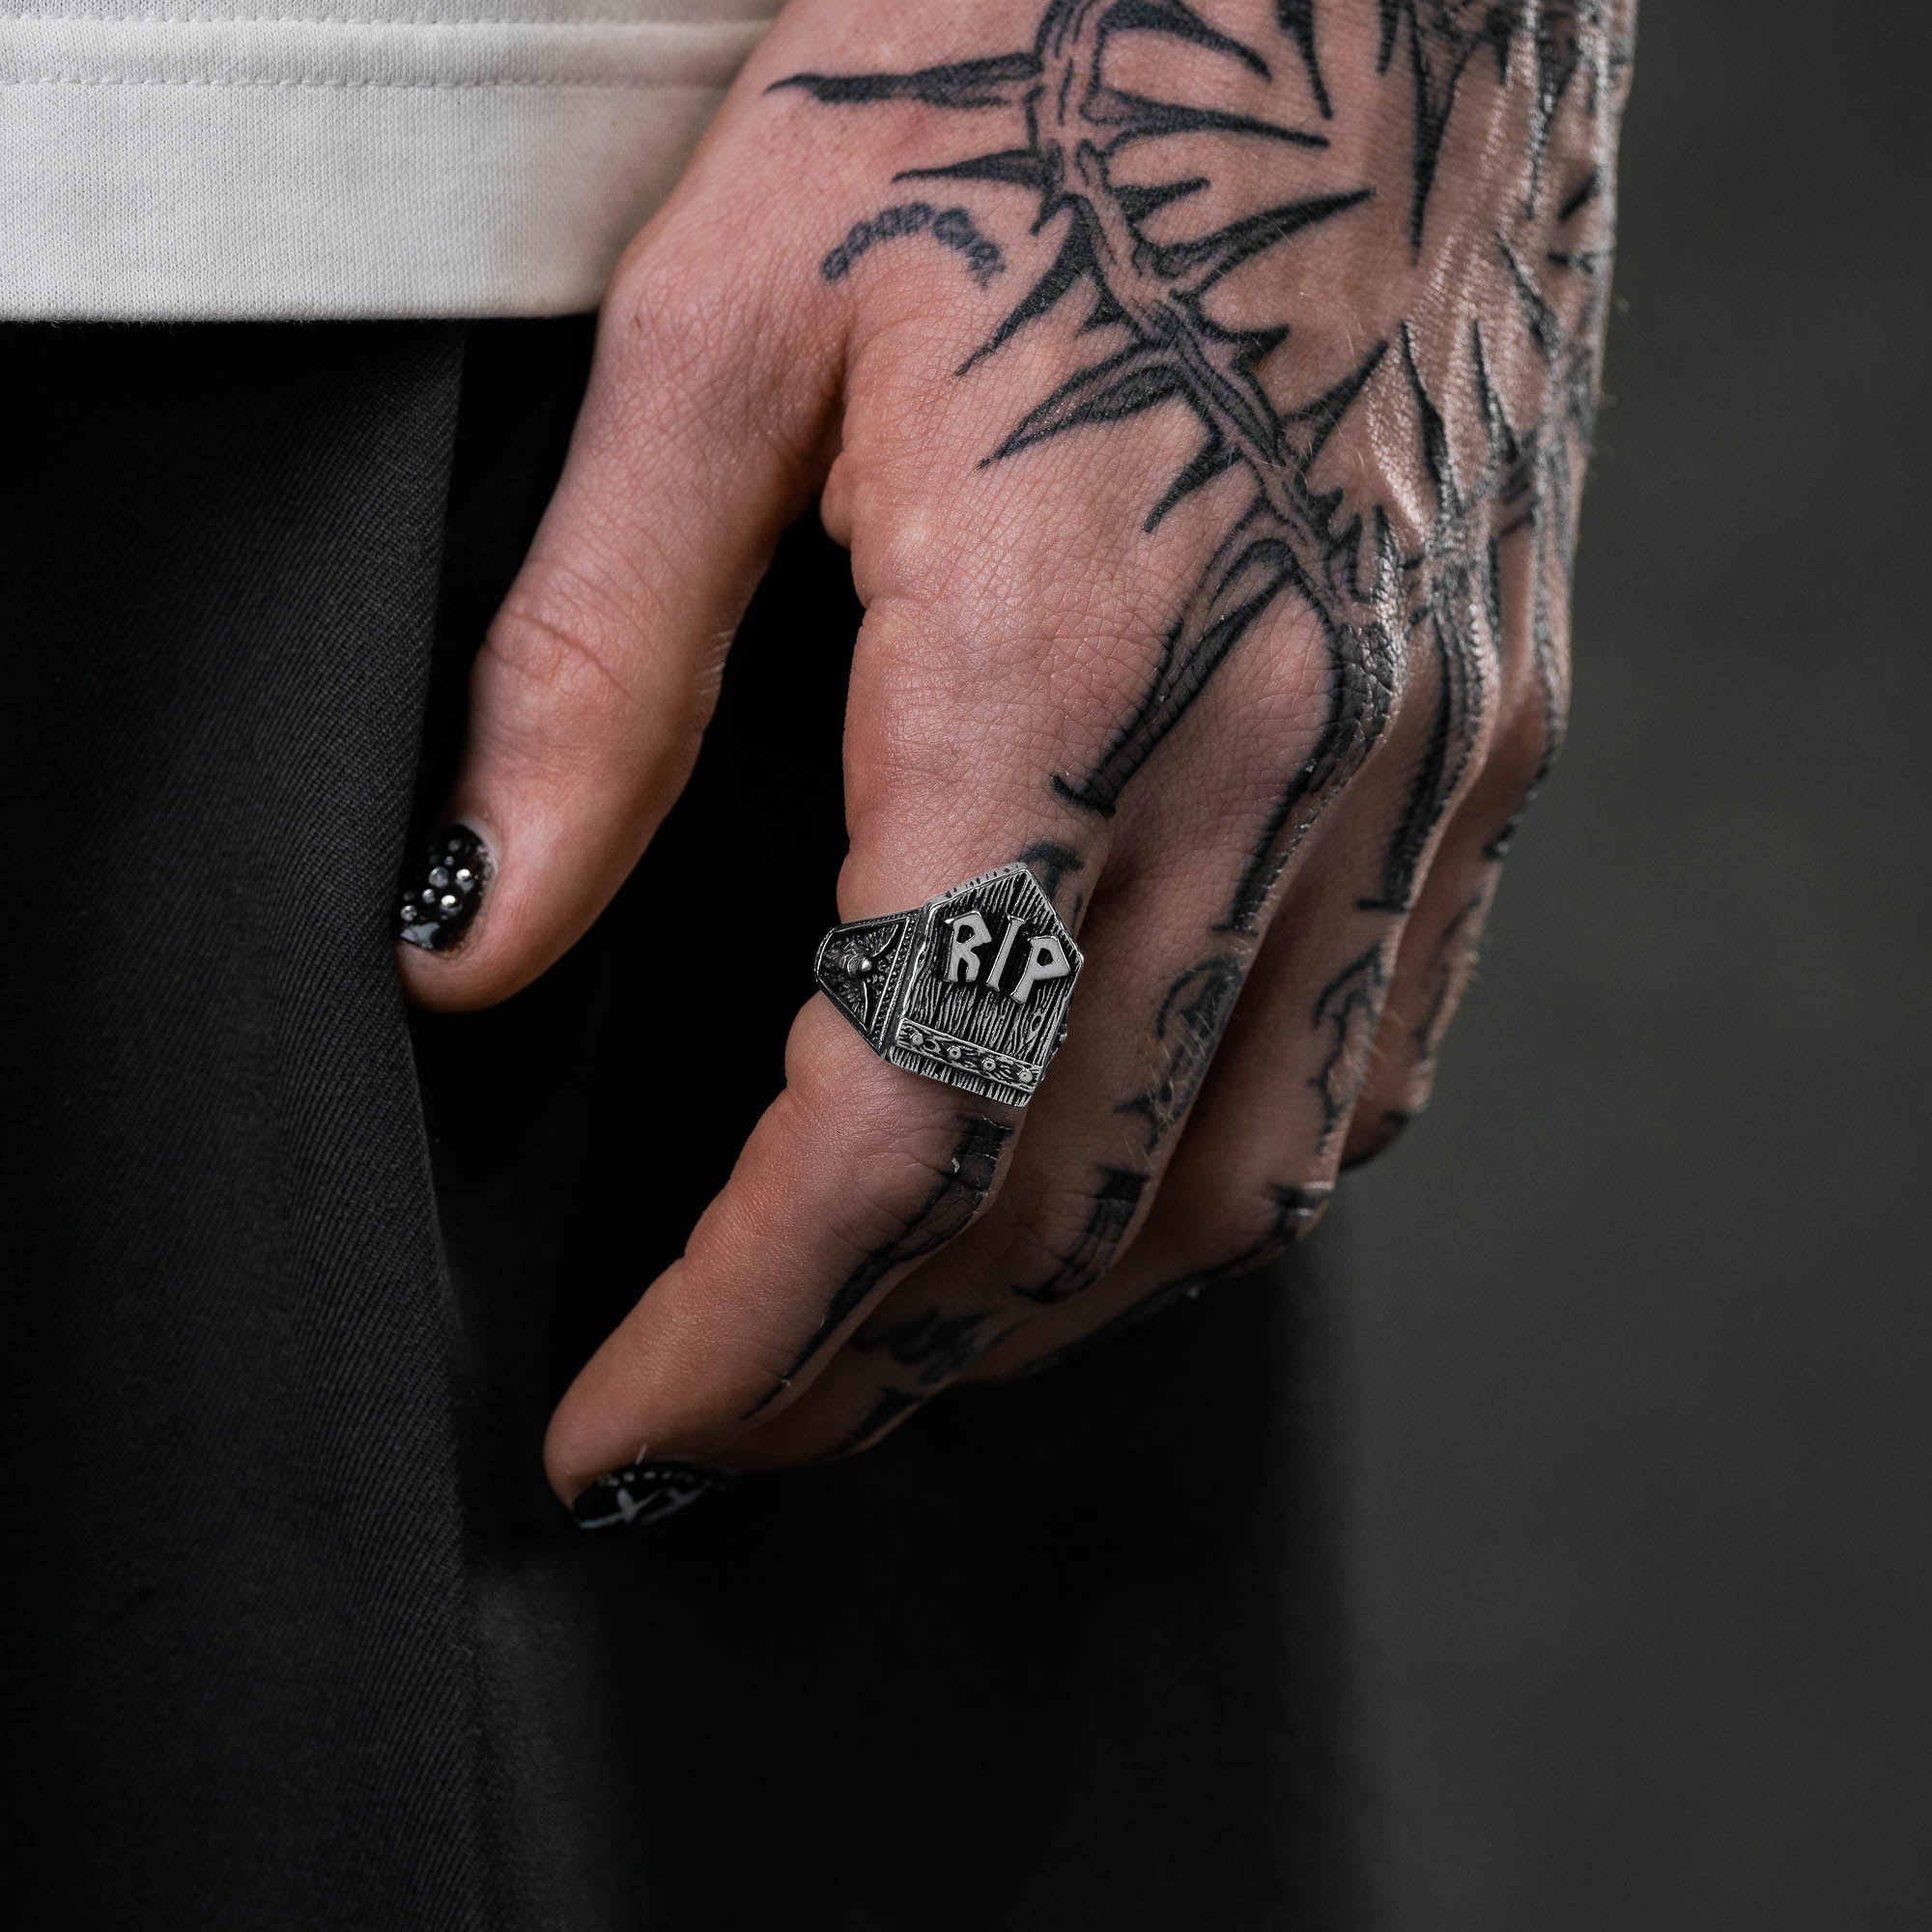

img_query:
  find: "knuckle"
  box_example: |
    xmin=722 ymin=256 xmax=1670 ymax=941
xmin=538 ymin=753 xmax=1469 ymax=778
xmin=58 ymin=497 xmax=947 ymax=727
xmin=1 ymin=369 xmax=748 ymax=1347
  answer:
xmin=1486 ymin=696 xmax=1555 ymax=800
xmin=839 ymin=1139 xmax=1003 ymax=1263
xmin=1333 ymin=615 xmax=1422 ymax=792
xmin=1494 ymin=679 xmax=1567 ymax=806
xmin=849 ymin=491 xmax=980 ymax=611
xmin=1464 ymin=695 xmax=1557 ymax=858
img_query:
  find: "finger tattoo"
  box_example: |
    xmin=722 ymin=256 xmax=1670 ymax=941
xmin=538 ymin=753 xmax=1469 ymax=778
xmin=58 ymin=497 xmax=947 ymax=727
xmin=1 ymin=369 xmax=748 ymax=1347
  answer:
xmin=743 ymin=1113 xmax=1013 ymax=1416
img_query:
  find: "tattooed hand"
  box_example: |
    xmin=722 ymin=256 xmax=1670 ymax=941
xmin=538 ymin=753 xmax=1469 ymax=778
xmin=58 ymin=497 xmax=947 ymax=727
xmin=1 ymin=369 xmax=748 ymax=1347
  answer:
xmin=399 ymin=0 xmax=1634 ymax=1498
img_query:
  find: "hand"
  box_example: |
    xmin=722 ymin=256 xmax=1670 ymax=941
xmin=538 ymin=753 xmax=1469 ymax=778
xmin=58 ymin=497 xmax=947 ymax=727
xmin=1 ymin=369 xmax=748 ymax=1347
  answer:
xmin=396 ymin=0 xmax=1634 ymax=1505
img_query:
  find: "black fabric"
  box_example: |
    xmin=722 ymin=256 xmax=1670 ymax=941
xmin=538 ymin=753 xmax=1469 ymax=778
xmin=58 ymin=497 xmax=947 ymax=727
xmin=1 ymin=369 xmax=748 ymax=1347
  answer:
xmin=0 ymin=320 xmax=1384 ymax=1931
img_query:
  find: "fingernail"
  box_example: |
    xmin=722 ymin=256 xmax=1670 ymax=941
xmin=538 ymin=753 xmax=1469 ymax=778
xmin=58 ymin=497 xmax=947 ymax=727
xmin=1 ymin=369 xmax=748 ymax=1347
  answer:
xmin=396 ymin=824 xmax=490 ymax=952
xmin=571 ymin=1461 xmax=733 ymax=1531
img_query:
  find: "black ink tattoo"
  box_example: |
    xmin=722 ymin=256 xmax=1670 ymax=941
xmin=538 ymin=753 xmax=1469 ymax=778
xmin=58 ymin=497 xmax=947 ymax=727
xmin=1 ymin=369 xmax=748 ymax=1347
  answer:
xmin=1556 ymin=163 xmax=1600 ymax=224
xmin=828 ymin=1305 xmax=1026 ymax=1460
xmin=1368 ymin=663 xmax=1487 ymax=910
xmin=1014 ymin=838 xmax=1086 ymax=907
xmin=852 ymin=1305 xmax=1016 ymax=1387
xmin=1378 ymin=0 xmax=1514 ymax=250
xmin=1006 ymin=1179 xmax=1333 ymax=1378
xmin=776 ymin=2 xmax=1396 ymax=838
xmin=1309 ymin=939 xmax=1393 ymax=1147
xmin=1119 ymin=953 xmax=1247 ymax=1153
xmin=1412 ymin=883 xmax=1491 ymax=1068
xmin=821 ymin=201 xmax=1007 ymax=289
xmin=744 ymin=1113 xmax=1013 ymax=1416
xmin=1010 ymin=1164 xmax=1150 ymax=1304
xmin=779 ymin=0 xmax=1627 ymax=941
xmin=1484 ymin=196 xmax=1597 ymax=861
xmin=1277 ymin=0 xmax=1333 ymax=118
xmin=1351 ymin=329 xmax=1491 ymax=914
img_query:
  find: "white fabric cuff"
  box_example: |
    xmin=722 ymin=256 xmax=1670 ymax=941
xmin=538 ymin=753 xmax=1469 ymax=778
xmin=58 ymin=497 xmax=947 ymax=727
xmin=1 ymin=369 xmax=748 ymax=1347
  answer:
xmin=1 ymin=12 xmax=772 ymax=319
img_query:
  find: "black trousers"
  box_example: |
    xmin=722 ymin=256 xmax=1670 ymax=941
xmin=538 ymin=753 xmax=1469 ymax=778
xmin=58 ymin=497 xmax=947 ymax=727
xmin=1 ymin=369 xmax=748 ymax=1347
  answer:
xmin=0 ymin=320 xmax=1383 ymax=1931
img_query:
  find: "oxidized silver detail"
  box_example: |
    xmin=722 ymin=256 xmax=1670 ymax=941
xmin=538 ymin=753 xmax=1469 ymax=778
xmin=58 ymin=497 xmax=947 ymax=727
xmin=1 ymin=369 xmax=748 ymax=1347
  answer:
xmin=814 ymin=861 xmax=1083 ymax=1107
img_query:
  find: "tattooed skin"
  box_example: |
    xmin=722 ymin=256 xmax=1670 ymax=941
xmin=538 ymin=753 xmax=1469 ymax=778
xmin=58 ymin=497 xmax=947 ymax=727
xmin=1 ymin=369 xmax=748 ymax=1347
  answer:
xmin=1411 ymin=881 xmax=1492 ymax=1067
xmin=1010 ymin=1164 xmax=1150 ymax=1304
xmin=1309 ymin=937 xmax=1393 ymax=1146
xmin=1013 ymin=838 xmax=1087 ymax=907
xmin=776 ymin=0 xmax=1626 ymax=935
xmin=1007 ymin=1180 xmax=1335 ymax=1378
xmin=1119 ymin=953 xmax=1248 ymax=1153
xmin=853 ymin=1304 xmax=1018 ymax=1386
xmin=745 ymin=1112 xmax=1013 ymax=1414
xmin=826 ymin=1306 xmax=1026 ymax=1457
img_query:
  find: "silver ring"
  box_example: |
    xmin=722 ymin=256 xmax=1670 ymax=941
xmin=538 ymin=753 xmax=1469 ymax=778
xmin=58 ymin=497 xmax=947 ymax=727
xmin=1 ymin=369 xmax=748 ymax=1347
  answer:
xmin=814 ymin=862 xmax=1083 ymax=1108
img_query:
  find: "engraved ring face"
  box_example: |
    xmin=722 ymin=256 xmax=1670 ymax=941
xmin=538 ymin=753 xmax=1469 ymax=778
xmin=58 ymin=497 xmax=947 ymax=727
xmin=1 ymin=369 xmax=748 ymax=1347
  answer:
xmin=814 ymin=863 xmax=1083 ymax=1107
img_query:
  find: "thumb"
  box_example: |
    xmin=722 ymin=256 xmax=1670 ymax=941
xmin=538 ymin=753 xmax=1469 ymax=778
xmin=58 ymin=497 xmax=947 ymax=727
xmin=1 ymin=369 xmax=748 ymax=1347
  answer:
xmin=398 ymin=244 xmax=835 ymax=1010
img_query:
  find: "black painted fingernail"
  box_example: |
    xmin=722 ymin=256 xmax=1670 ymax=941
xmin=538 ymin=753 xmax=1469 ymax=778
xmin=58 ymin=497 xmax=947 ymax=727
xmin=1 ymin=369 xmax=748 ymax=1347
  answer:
xmin=396 ymin=824 xmax=490 ymax=952
xmin=572 ymin=1461 xmax=733 ymax=1531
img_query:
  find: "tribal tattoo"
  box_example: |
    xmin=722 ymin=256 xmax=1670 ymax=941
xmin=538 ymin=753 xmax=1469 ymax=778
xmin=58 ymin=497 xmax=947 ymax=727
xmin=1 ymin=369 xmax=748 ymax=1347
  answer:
xmin=1119 ymin=952 xmax=1248 ymax=1153
xmin=1013 ymin=838 xmax=1088 ymax=908
xmin=778 ymin=0 xmax=1627 ymax=933
xmin=1410 ymin=880 xmax=1493 ymax=1068
xmin=764 ymin=6 xmax=1625 ymax=1409
xmin=825 ymin=1303 xmax=1026 ymax=1455
xmin=1309 ymin=936 xmax=1393 ymax=1146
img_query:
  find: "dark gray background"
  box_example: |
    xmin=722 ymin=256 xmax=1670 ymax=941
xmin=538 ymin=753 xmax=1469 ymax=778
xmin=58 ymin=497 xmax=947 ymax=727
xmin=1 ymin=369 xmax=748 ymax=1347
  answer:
xmin=1347 ymin=3 xmax=1930 ymax=1925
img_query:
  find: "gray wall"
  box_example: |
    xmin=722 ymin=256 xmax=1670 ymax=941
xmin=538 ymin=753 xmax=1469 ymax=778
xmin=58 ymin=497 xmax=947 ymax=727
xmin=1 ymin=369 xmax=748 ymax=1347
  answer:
xmin=1350 ymin=3 xmax=1932 ymax=1924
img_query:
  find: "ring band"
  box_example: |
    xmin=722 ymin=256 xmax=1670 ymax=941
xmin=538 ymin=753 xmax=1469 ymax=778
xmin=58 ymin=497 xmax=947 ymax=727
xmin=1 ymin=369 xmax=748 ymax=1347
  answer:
xmin=814 ymin=861 xmax=1083 ymax=1107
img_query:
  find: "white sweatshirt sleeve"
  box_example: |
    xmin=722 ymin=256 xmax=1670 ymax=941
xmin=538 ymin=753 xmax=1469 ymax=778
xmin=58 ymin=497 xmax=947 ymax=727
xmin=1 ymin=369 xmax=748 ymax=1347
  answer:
xmin=0 ymin=1 xmax=777 ymax=319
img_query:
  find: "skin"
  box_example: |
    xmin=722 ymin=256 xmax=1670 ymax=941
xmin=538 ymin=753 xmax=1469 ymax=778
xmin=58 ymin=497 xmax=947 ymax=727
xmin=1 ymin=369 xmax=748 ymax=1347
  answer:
xmin=396 ymin=0 xmax=1635 ymax=1496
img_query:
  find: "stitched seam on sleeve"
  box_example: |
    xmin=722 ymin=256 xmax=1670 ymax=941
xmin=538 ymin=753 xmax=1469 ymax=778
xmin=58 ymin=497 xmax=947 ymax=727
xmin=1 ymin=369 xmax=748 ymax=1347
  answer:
xmin=1 ymin=71 xmax=725 ymax=86
xmin=10 ymin=12 xmax=753 ymax=26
